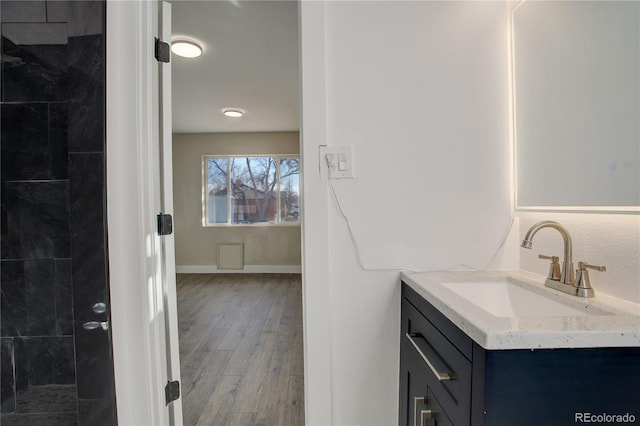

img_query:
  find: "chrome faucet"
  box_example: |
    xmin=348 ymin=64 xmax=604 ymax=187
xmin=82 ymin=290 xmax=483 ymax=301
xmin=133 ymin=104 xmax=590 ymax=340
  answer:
xmin=521 ymin=221 xmax=606 ymax=298
xmin=521 ymin=220 xmax=574 ymax=285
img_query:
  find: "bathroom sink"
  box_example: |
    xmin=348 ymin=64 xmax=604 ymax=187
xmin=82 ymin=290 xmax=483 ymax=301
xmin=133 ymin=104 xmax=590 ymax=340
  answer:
xmin=401 ymin=270 xmax=640 ymax=349
xmin=441 ymin=279 xmax=595 ymax=318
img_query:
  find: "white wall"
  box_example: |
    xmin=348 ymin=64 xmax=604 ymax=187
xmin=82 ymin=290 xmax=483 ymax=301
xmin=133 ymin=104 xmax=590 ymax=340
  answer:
xmin=301 ymin=2 xmax=513 ymax=424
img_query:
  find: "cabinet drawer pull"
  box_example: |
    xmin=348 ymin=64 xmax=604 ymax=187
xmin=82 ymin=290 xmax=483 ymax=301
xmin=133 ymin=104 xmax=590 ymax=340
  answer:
xmin=406 ymin=332 xmax=454 ymax=381
xmin=413 ymin=397 xmax=433 ymax=426
xmin=421 ymin=409 xmax=433 ymax=422
xmin=413 ymin=397 xmax=425 ymax=426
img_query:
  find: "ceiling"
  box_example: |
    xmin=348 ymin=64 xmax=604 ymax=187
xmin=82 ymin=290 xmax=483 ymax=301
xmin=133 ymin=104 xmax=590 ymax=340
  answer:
xmin=169 ymin=0 xmax=300 ymax=134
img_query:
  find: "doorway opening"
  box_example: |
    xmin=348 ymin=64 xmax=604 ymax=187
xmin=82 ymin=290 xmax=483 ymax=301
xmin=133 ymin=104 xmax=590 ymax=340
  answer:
xmin=169 ymin=1 xmax=303 ymax=424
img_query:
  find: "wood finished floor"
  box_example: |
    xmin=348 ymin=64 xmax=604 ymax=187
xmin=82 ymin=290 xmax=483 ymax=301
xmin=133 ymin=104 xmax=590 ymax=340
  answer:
xmin=177 ymin=273 xmax=304 ymax=426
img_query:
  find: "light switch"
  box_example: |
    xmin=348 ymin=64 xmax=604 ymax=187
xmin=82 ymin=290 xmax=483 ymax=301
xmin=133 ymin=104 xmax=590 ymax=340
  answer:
xmin=319 ymin=145 xmax=354 ymax=179
xmin=338 ymin=152 xmax=348 ymax=171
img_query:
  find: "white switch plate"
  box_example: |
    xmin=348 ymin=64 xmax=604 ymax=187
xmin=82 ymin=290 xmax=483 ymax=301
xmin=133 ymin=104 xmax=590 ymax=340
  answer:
xmin=319 ymin=145 xmax=354 ymax=179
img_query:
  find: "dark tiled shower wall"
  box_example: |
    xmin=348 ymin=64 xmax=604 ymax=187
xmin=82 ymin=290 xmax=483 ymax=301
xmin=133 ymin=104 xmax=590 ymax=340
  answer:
xmin=1 ymin=1 xmax=116 ymax=425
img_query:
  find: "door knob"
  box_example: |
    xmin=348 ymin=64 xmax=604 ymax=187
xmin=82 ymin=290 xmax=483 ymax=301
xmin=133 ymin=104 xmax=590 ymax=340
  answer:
xmin=82 ymin=320 xmax=109 ymax=331
xmin=84 ymin=303 xmax=109 ymax=331
xmin=92 ymin=302 xmax=107 ymax=314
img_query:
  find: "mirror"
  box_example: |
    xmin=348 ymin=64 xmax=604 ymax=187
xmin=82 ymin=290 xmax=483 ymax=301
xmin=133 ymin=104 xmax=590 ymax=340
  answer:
xmin=511 ymin=1 xmax=639 ymax=212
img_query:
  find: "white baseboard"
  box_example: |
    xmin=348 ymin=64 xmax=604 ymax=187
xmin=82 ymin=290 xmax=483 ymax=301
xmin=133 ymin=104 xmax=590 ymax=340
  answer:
xmin=175 ymin=265 xmax=302 ymax=274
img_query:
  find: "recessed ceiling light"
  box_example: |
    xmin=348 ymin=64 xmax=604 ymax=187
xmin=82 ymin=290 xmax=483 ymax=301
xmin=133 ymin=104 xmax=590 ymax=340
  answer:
xmin=223 ymin=108 xmax=245 ymax=118
xmin=171 ymin=40 xmax=203 ymax=58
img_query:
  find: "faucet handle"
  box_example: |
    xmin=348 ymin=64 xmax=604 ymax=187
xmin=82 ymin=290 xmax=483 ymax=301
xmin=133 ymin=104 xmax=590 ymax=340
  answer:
xmin=538 ymin=254 xmax=561 ymax=281
xmin=538 ymin=254 xmax=559 ymax=262
xmin=574 ymin=261 xmax=606 ymax=298
xmin=578 ymin=261 xmax=606 ymax=273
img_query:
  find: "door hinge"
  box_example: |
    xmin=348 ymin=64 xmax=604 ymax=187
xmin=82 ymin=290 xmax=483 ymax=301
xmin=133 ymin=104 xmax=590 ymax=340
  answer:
xmin=155 ymin=37 xmax=170 ymax=63
xmin=165 ymin=380 xmax=180 ymax=405
xmin=157 ymin=213 xmax=173 ymax=235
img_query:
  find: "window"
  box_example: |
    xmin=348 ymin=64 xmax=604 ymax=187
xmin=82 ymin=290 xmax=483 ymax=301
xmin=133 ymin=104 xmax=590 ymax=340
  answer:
xmin=203 ymin=156 xmax=300 ymax=226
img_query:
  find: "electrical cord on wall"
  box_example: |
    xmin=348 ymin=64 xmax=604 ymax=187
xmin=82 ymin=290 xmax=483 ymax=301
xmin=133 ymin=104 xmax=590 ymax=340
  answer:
xmin=327 ymin=175 xmax=515 ymax=274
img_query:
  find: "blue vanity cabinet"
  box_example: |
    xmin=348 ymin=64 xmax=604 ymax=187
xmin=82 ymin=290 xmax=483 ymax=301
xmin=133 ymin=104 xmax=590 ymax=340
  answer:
xmin=400 ymin=282 xmax=640 ymax=426
xmin=400 ymin=283 xmax=472 ymax=426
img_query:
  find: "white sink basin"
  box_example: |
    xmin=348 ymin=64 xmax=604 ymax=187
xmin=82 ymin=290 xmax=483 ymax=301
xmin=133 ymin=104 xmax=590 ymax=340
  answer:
xmin=442 ymin=280 xmax=595 ymax=318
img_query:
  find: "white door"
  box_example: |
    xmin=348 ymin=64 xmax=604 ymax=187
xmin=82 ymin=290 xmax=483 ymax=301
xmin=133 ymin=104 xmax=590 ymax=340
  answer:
xmin=158 ymin=1 xmax=184 ymax=424
xmin=106 ymin=1 xmax=183 ymax=424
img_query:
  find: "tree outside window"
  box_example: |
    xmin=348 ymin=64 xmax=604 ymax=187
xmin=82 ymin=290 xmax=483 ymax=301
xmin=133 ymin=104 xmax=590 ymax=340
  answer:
xmin=204 ymin=156 xmax=299 ymax=226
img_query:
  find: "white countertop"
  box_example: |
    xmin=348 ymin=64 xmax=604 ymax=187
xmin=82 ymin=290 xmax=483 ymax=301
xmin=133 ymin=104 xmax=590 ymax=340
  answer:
xmin=401 ymin=270 xmax=640 ymax=350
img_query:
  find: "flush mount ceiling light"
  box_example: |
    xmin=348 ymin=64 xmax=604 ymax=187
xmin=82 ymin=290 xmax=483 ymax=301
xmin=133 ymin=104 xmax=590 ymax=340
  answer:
xmin=223 ymin=108 xmax=245 ymax=118
xmin=171 ymin=40 xmax=203 ymax=58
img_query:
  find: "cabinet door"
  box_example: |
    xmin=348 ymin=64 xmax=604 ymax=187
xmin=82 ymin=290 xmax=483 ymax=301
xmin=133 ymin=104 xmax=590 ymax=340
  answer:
xmin=425 ymin=390 xmax=453 ymax=426
xmin=400 ymin=292 xmax=465 ymax=426
xmin=400 ymin=341 xmax=429 ymax=426
xmin=402 ymin=347 xmax=453 ymax=426
xmin=407 ymin=351 xmax=429 ymax=426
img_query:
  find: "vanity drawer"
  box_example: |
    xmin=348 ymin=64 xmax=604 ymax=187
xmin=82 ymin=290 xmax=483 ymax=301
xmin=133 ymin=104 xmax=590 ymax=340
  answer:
xmin=403 ymin=298 xmax=472 ymax=425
